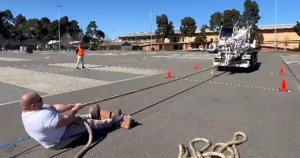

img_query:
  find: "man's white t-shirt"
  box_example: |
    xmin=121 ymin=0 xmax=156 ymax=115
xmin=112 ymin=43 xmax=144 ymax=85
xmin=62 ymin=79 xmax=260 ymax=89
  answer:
xmin=21 ymin=104 xmax=66 ymax=148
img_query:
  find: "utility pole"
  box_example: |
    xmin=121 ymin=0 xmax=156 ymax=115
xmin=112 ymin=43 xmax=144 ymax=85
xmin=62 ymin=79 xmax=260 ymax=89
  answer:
xmin=150 ymin=10 xmax=153 ymax=50
xmin=274 ymin=0 xmax=277 ymax=52
xmin=56 ymin=5 xmax=62 ymax=51
xmin=113 ymin=29 xmax=116 ymax=41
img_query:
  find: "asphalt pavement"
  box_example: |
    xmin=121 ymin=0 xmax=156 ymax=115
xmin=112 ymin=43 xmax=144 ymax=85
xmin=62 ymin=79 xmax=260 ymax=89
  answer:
xmin=0 ymin=50 xmax=299 ymax=158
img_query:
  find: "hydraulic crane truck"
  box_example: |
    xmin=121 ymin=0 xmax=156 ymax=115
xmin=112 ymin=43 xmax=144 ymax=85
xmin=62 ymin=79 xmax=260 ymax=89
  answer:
xmin=212 ymin=21 xmax=258 ymax=71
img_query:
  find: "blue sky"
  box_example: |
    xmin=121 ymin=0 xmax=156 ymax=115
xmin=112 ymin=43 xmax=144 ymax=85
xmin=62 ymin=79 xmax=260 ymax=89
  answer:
xmin=1 ymin=0 xmax=299 ymax=39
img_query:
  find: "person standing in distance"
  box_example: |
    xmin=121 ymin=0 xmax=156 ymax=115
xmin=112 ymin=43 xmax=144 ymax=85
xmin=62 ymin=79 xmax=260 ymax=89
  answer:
xmin=75 ymin=43 xmax=85 ymax=69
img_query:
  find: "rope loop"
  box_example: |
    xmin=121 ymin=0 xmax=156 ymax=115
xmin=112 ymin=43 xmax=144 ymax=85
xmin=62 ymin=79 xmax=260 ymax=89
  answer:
xmin=178 ymin=132 xmax=247 ymax=158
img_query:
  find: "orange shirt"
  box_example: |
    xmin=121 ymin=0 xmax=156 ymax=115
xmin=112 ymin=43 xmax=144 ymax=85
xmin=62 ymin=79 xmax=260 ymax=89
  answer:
xmin=77 ymin=46 xmax=85 ymax=56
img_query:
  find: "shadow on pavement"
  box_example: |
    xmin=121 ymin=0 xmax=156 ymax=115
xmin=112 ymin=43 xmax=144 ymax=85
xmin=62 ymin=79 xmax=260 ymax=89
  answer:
xmin=9 ymin=121 xmax=142 ymax=158
xmin=217 ymin=62 xmax=262 ymax=74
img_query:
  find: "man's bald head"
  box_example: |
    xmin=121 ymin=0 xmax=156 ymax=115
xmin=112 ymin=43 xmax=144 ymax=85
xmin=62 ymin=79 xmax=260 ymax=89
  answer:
xmin=20 ymin=92 xmax=42 ymax=110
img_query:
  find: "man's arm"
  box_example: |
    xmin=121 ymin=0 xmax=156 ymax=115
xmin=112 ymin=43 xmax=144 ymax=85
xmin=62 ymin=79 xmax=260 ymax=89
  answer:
xmin=43 ymin=107 xmax=77 ymax=129
xmin=50 ymin=104 xmax=76 ymax=113
xmin=55 ymin=104 xmax=83 ymax=128
xmin=55 ymin=110 xmax=77 ymax=128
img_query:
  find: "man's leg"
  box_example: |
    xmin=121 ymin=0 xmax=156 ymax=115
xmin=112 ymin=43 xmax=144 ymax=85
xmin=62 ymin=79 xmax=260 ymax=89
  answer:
xmin=49 ymin=121 xmax=86 ymax=150
xmin=50 ymin=109 xmax=123 ymax=150
xmin=73 ymin=114 xmax=113 ymax=129
xmin=76 ymin=56 xmax=80 ymax=68
xmin=81 ymin=56 xmax=85 ymax=68
xmin=74 ymin=109 xmax=125 ymax=131
xmin=49 ymin=115 xmax=112 ymax=150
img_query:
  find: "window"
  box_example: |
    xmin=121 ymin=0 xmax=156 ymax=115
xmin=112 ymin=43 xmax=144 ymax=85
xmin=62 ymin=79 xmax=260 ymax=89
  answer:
xmin=220 ymin=28 xmax=233 ymax=38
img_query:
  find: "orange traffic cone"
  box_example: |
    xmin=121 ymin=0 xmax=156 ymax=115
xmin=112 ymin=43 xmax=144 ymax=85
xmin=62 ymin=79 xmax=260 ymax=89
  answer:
xmin=166 ymin=69 xmax=172 ymax=79
xmin=194 ymin=62 xmax=199 ymax=69
xmin=279 ymin=66 xmax=285 ymax=75
xmin=280 ymin=78 xmax=288 ymax=92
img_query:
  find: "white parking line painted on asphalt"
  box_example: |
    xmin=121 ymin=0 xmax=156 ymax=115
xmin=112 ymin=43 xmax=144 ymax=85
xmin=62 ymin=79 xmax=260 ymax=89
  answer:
xmin=280 ymin=54 xmax=300 ymax=65
xmin=0 ymin=57 xmax=33 ymax=61
xmin=175 ymin=77 xmax=290 ymax=92
xmin=49 ymin=63 xmax=163 ymax=75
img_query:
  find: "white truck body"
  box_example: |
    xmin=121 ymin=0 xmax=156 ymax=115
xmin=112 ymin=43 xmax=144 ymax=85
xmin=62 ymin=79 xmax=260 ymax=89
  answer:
xmin=212 ymin=21 xmax=258 ymax=70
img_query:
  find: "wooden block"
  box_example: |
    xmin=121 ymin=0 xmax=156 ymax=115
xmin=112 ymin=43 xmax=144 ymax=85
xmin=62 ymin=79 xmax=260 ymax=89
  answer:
xmin=100 ymin=110 xmax=111 ymax=120
xmin=89 ymin=107 xmax=132 ymax=129
xmin=120 ymin=115 xmax=132 ymax=130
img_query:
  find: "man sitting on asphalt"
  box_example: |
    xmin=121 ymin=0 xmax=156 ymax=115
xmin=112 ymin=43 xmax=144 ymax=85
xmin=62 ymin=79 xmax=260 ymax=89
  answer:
xmin=20 ymin=92 xmax=124 ymax=150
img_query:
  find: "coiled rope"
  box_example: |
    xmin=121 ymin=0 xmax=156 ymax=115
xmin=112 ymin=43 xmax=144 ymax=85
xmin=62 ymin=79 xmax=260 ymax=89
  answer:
xmin=178 ymin=132 xmax=247 ymax=158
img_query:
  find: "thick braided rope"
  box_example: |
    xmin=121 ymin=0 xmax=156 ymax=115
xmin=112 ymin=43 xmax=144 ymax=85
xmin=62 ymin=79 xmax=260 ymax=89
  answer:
xmin=178 ymin=132 xmax=247 ymax=158
xmin=75 ymin=64 xmax=222 ymax=109
xmin=75 ymin=121 xmax=93 ymax=158
xmin=70 ymin=63 xmax=224 ymax=158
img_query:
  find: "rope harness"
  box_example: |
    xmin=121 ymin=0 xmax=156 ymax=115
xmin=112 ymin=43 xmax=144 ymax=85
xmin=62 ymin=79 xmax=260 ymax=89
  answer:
xmin=178 ymin=132 xmax=247 ymax=158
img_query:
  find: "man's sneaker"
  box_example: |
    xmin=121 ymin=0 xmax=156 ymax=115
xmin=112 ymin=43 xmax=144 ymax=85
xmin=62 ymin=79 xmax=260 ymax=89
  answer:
xmin=110 ymin=109 xmax=124 ymax=126
xmin=90 ymin=104 xmax=101 ymax=119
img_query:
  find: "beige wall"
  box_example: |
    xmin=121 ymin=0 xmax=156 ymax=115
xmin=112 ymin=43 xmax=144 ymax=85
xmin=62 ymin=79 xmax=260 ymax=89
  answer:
xmin=142 ymin=45 xmax=159 ymax=51
xmin=119 ymin=28 xmax=300 ymax=50
xmin=259 ymin=30 xmax=300 ymax=49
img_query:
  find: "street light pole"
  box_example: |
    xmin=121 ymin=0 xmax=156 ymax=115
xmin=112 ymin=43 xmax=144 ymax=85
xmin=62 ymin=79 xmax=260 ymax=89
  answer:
xmin=113 ymin=29 xmax=116 ymax=41
xmin=56 ymin=5 xmax=62 ymax=51
xmin=150 ymin=10 xmax=153 ymax=50
xmin=274 ymin=0 xmax=277 ymax=52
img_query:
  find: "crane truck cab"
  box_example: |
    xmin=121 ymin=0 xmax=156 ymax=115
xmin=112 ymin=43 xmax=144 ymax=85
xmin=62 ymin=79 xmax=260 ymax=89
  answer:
xmin=218 ymin=27 xmax=234 ymax=46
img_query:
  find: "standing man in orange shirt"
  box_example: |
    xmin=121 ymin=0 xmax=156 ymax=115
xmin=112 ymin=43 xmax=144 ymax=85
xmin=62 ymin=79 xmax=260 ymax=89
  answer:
xmin=75 ymin=43 xmax=85 ymax=69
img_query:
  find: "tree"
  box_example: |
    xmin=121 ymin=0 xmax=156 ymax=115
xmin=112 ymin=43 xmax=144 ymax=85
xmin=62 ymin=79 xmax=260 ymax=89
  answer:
xmin=155 ymin=14 xmax=174 ymax=50
xmin=194 ymin=25 xmax=207 ymax=45
xmin=1 ymin=10 xmax=14 ymax=45
xmin=47 ymin=20 xmax=59 ymax=40
xmin=23 ymin=18 xmax=43 ymax=41
xmin=222 ymin=9 xmax=241 ymax=27
xmin=61 ymin=33 xmax=72 ymax=50
xmin=39 ymin=17 xmax=51 ymax=43
xmin=241 ymin=0 xmax=261 ymax=43
xmin=68 ymin=20 xmax=81 ymax=40
xmin=241 ymin=0 xmax=260 ymax=26
xmin=85 ymin=21 xmax=105 ymax=46
xmin=95 ymin=30 xmax=105 ymax=41
xmin=82 ymin=35 xmax=90 ymax=44
xmin=58 ymin=16 xmax=81 ymax=42
xmin=180 ymin=17 xmax=197 ymax=45
xmin=0 ymin=11 xmax=3 ymax=34
xmin=59 ymin=16 xmax=69 ymax=36
xmin=293 ymin=21 xmax=300 ymax=36
xmin=12 ymin=14 xmax=27 ymax=44
xmin=209 ymin=12 xmax=223 ymax=31
xmin=0 ymin=9 xmax=101 ymax=50
xmin=202 ymin=24 xmax=210 ymax=29
xmin=75 ymin=29 xmax=84 ymax=41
